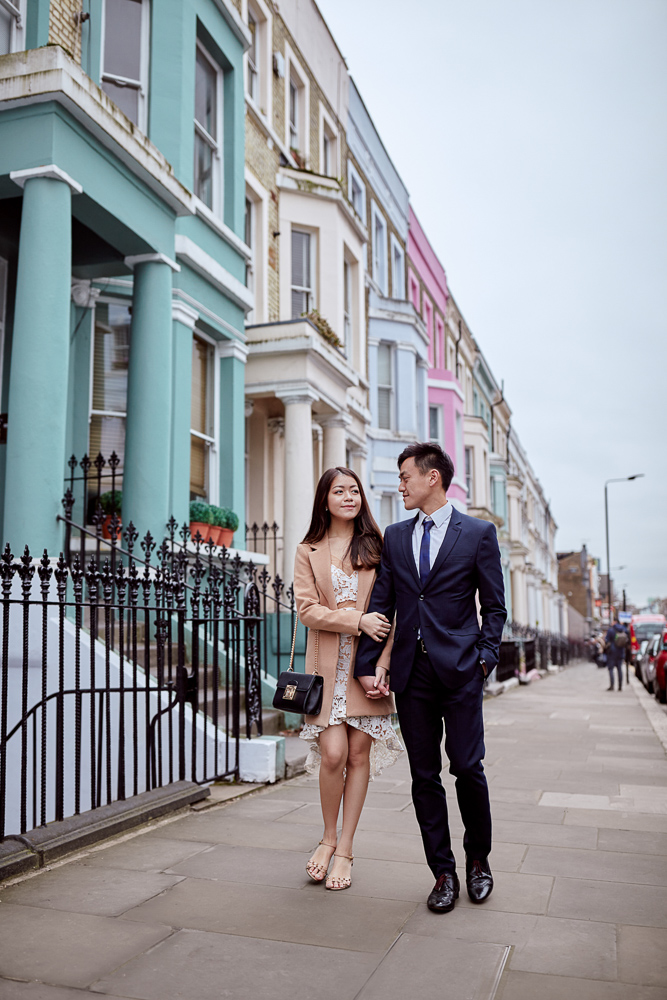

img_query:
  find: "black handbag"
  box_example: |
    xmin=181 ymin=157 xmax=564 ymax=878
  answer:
xmin=272 ymin=618 xmax=324 ymax=716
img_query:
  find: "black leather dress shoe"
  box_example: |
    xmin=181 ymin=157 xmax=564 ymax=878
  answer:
xmin=466 ymin=858 xmax=493 ymax=903
xmin=427 ymin=872 xmax=460 ymax=913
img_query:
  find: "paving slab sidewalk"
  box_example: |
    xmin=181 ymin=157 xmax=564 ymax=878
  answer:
xmin=1 ymin=661 xmax=666 ymax=1000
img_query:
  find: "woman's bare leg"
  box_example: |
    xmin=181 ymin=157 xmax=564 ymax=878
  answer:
xmin=328 ymin=726 xmax=372 ymax=887
xmin=307 ymin=724 xmax=348 ymax=876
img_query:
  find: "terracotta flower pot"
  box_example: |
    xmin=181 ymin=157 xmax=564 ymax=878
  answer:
xmin=189 ymin=521 xmax=216 ymax=545
xmin=102 ymin=515 xmax=122 ymax=540
xmin=217 ymin=527 xmax=234 ymax=549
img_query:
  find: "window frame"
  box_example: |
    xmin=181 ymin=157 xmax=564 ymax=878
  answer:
xmin=377 ymin=341 xmax=394 ymax=430
xmin=408 ymin=270 xmax=420 ymax=312
xmin=465 ymin=446 xmax=474 ymax=502
xmin=343 ymin=255 xmax=353 ymax=356
xmin=100 ymin=0 xmax=150 ymax=132
xmin=0 ymin=0 xmax=25 ymax=56
xmin=435 ymin=314 xmax=445 ymax=370
xmin=247 ymin=8 xmax=258 ymax=102
xmin=371 ymin=202 xmax=388 ymax=295
xmin=428 ymin=404 xmax=443 ymax=446
xmin=285 ymin=46 xmax=309 ymax=164
xmin=423 ymin=295 xmax=433 ymax=363
xmin=390 ymin=234 xmax=405 ymax=300
xmin=290 ymin=226 xmax=316 ymax=318
xmin=319 ymin=104 xmax=339 ymax=178
xmin=190 ymin=331 xmax=218 ymax=503
xmin=193 ymin=39 xmax=224 ymax=216
xmin=88 ymin=297 xmax=133 ymax=482
xmin=379 ymin=493 xmax=394 ymax=532
xmin=245 ymin=169 xmax=269 ymax=324
xmin=347 ymin=160 xmax=366 ymax=225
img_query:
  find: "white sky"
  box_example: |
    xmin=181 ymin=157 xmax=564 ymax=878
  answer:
xmin=315 ymin=0 xmax=667 ymax=607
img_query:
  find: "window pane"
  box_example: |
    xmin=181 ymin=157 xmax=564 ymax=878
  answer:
xmin=89 ymin=415 xmax=126 ymax=473
xmin=429 ymin=406 xmax=439 ymax=441
xmin=0 ymin=9 xmax=12 ymax=55
xmin=380 ymin=495 xmax=393 ymax=531
xmin=190 ymin=434 xmax=207 ymax=498
xmin=104 ymin=0 xmax=142 ymax=81
xmin=377 ymin=343 xmax=391 ymax=386
xmin=195 ymin=49 xmax=217 ymax=138
xmin=191 ymin=336 xmax=210 ymax=436
xmin=92 ymin=304 xmax=131 ymax=413
xmin=291 ymin=288 xmax=308 ymax=318
xmin=291 ymin=230 xmax=310 ymax=290
xmin=194 ymin=132 xmax=213 ymax=207
xmin=378 ymin=387 xmax=391 ymax=430
xmin=101 ymin=79 xmax=140 ymax=124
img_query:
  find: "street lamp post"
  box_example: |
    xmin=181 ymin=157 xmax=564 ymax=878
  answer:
xmin=604 ymin=475 xmax=644 ymax=625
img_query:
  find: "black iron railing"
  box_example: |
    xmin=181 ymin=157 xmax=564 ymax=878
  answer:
xmin=0 ymin=451 xmax=298 ymax=843
xmin=497 ymin=620 xmax=575 ymax=682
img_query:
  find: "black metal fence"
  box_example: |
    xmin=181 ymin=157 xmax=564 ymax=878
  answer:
xmin=0 ymin=451 xmax=297 ymax=844
xmin=497 ymin=621 xmax=574 ymax=683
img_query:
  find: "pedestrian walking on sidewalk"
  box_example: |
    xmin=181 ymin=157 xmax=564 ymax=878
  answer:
xmin=605 ymin=616 xmax=629 ymax=691
xmin=355 ymin=443 xmax=507 ymax=914
xmin=294 ymin=467 xmax=404 ymax=891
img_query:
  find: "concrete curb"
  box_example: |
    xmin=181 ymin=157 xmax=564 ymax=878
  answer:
xmin=0 ymin=780 xmax=209 ymax=882
xmin=629 ymin=672 xmax=667 ymax=753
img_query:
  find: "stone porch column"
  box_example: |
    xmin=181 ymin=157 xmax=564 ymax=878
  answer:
xmin=4 ymin=167 xmax=82 ymax=554
xmin=277 ymin=387 xmax=317 ymax=583
xmin=170 ymin=300 xmax=198 ymax=528
xmin=123 ymin=253 xmax=179 ymax=543
xmin=320 ymin=413 xmax=350 ymax=471
xmin=218 ymin=339 xmax=248 ymax=548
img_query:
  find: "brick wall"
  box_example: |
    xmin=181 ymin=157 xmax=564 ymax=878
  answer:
xmin=49 ymin=0 xmax=82 ymax=63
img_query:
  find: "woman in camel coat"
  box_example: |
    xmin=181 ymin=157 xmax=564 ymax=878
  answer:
xmin=294 ymin=466 xmax=403 ymax=890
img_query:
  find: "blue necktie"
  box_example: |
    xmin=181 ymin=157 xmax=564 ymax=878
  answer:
xmin=419 ymin=517 xmax=434 ymax=585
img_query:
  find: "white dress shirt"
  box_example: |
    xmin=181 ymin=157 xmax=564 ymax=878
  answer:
xmin=412 ymin=502 xmax=453 ymax=574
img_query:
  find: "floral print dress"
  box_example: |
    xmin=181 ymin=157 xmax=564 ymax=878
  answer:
xmin=299 ymin=564 xmax=404 ymax=780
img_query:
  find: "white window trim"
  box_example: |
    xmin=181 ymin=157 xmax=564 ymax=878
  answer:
xmin=244 ymin=168 xmax=269 ymax=324
xmin=100 ymin=0 xmax=150 ymax=132
xmin=194 ymin=39 xmax=224 ymax=218
xmin=290 ymin=225 xmax=317 ymax=317
xmin=284 ymin=44 xmax=310 ymax=166
xmin=0 ymin=0 xmax=25 ymax=54
xmin=319 ymin=103 xmax=339 ymax=178
xmin=241 ymin=0 xmax=272 ymax=119
xmin=390 ymin=233 xmax=405 ymax=300
xmin=371 ymin=201 xmax=388 ymax=296
xmin=428 ymin=403 xmax=444 ymax=446
xmin=88 ymin=298 xmax=132 ymax=458
xmin=190 ymin=328 xmax=220 ymax=505
xmin=347 ymin=159 xmax=366 ymax=225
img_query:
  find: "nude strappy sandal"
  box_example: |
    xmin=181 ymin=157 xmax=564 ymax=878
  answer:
xmin=326 ymin=852 xmax=353 ymax=890
xmin=305 ymin=840 xmax=336 ymax=882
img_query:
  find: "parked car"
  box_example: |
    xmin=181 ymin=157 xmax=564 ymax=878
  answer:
xmin=652 ymin=628 xmax=667 ymax=705
xmin=636 ymin=637 xmax=657 ymax=693
xmin=630 ymin=614 xmax=666 ymax=663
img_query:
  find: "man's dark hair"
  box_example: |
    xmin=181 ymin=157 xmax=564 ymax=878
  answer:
xmin=397 ymin=442 xmax=455 ymax=491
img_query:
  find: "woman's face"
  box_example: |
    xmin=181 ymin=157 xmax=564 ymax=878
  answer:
xmin=327 ymin=474 xmax=362 ymax=523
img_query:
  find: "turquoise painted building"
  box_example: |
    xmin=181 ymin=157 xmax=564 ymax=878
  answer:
xmin=0 ymin=0 xmax=251 ymax=554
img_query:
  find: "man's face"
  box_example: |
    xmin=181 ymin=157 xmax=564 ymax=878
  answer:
xmin=398 ymin=457 xmax=434 ymax=511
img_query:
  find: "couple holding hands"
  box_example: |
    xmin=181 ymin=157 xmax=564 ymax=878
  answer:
xmin=293 ymin=442 xmax=507 ymax=913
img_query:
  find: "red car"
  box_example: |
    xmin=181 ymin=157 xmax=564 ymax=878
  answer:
xmin=652 ymin=628 xmax=667 ymax=704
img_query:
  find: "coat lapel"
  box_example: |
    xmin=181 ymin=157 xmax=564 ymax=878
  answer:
xmin=424 ymin=505 xmax=462 ymax=585
xmin=309 ymin=538 xmax=336 ymax=610
xmin=400 ymin=514 xmax=421 ymax=588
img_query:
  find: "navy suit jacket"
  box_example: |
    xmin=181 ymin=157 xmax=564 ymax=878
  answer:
xmin=355 ymin=506 xmax=507 ymax=692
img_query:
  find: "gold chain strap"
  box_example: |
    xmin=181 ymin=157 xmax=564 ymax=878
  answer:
xmin=287 ymin=616 xmax=319 ymax=675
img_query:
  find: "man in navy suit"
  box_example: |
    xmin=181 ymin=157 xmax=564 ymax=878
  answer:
xmin=355 ymin=442 xmax=507 ymax=913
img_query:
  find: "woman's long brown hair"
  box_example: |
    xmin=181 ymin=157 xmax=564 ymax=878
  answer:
xmin=302 ymin=467 xmax=383 ymax=569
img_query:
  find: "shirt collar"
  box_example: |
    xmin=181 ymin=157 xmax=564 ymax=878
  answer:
xmin=417 ymin=502 xmax=452 ymax=529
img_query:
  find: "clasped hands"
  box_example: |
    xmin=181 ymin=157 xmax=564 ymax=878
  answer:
xmin=358 ymin=611 xmax=391 ymax=699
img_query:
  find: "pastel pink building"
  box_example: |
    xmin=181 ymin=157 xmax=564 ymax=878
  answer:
xmin=407 ymin=207 xmax=467 ymax=509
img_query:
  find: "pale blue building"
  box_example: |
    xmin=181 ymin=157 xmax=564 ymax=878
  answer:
xmin=0 ymin=0 xmax=252 ymax=553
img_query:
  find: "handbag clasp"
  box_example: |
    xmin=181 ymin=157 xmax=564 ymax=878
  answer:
xmin=284 ymin=684 xmax=297 ymax=700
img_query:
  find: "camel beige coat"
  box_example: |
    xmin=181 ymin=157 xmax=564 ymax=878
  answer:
xmin=294 ymin=538 xmax=395 ymax=727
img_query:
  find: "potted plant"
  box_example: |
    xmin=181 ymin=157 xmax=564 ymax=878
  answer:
xmin=216 ymin=507 xmax=239 ymax=548
xmin=99 ymin=490 xmax=122 ymax=540
xmin=189 ymin=500 xmax=215 ymax=545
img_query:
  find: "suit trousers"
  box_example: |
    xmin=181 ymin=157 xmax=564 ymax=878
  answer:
xmin=395 ymin=647 xmax=492 ymax=876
